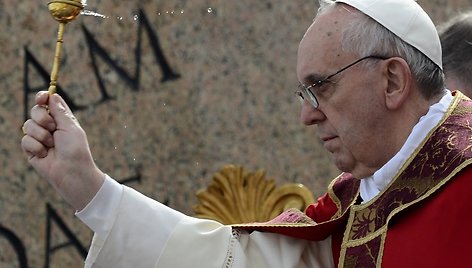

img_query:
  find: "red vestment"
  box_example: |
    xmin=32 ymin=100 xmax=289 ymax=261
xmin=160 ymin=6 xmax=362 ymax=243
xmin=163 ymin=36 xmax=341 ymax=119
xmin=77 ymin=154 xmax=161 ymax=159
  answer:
xmin=237 ymin=93 xmax=472 ymax=267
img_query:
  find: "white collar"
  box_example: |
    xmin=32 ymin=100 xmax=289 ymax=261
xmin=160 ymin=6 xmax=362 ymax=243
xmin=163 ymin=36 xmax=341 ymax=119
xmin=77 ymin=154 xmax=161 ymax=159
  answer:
xmin=359 ymin=90 xmax=454 ymax=203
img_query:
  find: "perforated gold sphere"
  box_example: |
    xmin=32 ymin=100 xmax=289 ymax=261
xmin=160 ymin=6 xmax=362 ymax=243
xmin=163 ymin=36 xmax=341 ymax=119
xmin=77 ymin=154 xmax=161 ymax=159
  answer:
xmin=48 ymin=0 xmax=83 ymax=23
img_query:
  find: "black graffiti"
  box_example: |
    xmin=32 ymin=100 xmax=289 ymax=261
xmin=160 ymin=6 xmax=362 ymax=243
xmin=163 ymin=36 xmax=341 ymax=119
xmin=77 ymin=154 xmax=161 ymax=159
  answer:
xmin=19 ymin=7 xmax=173 ymax=266
xmin=44 ymin=169 xmax=142 ymax=267
xmin=24 ymin=8 xmax=181 ymax=121
xmin=83 ymin=8 xmax=181 ymax=94
xmin=45 ymin=203 xmax=88 ymax=267
xmin=118 ymin=169 xmax=142 ymax=185
xmin=0 ymin=224 xmax=28 ymax=268
xmin=0 ymin=175 xmax=141 ymax=268
xmin=23 ymin=47 xmax=85 ymax=122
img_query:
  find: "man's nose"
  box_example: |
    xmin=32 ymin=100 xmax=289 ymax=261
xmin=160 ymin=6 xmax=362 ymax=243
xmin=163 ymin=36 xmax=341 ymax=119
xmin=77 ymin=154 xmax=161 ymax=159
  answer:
xmin=300 ymin=100 xmax=326 ymax=125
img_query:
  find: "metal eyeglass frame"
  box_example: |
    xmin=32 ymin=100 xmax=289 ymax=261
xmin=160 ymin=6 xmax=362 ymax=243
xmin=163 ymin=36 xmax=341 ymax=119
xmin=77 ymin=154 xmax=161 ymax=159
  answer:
xmin=296 ymin=55 xmax=388 ymax=108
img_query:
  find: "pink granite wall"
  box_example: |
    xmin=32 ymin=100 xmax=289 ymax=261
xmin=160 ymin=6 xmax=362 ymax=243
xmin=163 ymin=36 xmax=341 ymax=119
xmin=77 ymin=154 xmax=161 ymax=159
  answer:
xmin=1 ymin=0 xmax=471 ymax=267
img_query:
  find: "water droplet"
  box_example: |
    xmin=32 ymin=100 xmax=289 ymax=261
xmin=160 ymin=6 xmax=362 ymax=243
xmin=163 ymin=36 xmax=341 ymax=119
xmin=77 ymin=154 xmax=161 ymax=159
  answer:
xmin=81 ymin=9 xmax=107 ymax=19
xmin=180 ymin=10 xmax=184 ymax=14
xmin=207 ymin=8 xmax=213 ymax=13
xmin=117 ymin=16 xmax=123 ymax=20
xmin=133 ymin=15 xmax=138 ymax=21
xmin=124 ymin=125 xmax=127 ymax=129
xmin=133 ymin=157 xmax=136 ymax=161
xmin=162 ymin=102 xmax=167 ymax=107
xmin=158 ymin=12 xmax=161 ymax=16
xmin=114 ymin=146 xmax=118 ymax=150
xmin=170 ymin=10 xmax=174 ymax=15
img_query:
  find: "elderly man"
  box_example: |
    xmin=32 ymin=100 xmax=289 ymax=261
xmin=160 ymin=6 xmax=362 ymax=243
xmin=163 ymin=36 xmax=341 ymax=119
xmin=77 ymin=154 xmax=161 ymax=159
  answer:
xmin=21 ymin=0 xmax=472 ymax=267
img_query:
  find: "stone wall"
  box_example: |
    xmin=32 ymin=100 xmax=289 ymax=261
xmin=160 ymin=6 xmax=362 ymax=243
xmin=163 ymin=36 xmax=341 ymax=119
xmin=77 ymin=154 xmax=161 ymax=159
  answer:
xmin=1 ymin=0 xmax=471 ymax=267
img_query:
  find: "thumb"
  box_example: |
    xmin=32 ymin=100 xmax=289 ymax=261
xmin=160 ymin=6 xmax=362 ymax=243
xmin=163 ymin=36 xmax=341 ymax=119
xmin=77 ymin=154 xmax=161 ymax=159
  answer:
xmin=48 ymin=94 xmax=81 ymax=130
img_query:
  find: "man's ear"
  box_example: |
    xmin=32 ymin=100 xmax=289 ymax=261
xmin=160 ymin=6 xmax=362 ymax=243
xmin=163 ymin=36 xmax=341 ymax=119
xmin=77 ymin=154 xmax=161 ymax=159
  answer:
xmin=384 ymin=57 xmax=412 ymax=110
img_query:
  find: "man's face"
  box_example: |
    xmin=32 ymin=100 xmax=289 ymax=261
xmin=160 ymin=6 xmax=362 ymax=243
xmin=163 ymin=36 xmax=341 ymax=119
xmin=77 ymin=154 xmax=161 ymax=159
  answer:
xmin=296 ymin=6 xmax=389 ymax=178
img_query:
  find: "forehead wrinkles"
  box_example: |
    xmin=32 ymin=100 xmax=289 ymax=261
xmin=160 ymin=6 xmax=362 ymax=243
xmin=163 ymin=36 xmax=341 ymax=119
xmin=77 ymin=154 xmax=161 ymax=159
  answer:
xmin=297 ymin=9 xmax=349 ymax=81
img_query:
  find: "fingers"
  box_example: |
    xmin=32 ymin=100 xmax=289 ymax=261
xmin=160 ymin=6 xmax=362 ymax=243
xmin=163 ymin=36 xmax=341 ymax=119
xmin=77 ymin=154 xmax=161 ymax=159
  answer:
xmin=48 ymin=93 xmax=80 ymax=130
xmin=35 ymin=91 xmax=50 ymax=107
xmin=30 ymin=104 xmax=56 ymax=132
xmin=21 ymin=134 xmax=49 ymax=159
xmin=22 ymin=119 xmax=54 ymax=148
xmin=21 ymin=91 xmax=57 ymax=159
xmin=22 ymin=92 xmax=83 ymax=160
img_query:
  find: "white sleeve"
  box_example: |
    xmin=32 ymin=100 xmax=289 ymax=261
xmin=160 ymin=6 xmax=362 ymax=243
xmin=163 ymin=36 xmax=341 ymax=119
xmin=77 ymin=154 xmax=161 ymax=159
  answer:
xmin=157 ymin=216 xmax=334 ymax=268
xmin=75 ymin=174 xmax=124 ymax=237
xmin=234 ymin=231 xmax=334 ymax=268
xmin=76 ymin=175 xmax=333 ymax=268
xmin=76 ymin=175 xmax=186 ymax=267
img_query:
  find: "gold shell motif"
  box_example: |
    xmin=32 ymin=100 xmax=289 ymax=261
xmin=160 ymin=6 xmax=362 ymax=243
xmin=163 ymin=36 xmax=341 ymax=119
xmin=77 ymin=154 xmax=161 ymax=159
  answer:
xmin=193 ymin=165 xmax=315 ymax=224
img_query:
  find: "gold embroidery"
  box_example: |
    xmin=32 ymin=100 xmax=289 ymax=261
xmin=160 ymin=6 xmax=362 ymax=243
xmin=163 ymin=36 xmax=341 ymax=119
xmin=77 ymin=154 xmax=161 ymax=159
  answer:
xmin=327 ymin=173 xmax=360 ymax=220
xmin=338 ymin=93 xmax=472 ymax=267
xmin=376 ymin=232 xmax=387 ymax=267
xmin=327 ymin=174 xmax=344 ymax=218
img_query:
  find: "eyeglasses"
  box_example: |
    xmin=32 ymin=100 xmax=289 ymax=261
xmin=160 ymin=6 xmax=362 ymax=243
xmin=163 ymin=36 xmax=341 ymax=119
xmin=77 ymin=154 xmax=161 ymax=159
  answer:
xmin=296 ymin=55 xmax=388 ymax=108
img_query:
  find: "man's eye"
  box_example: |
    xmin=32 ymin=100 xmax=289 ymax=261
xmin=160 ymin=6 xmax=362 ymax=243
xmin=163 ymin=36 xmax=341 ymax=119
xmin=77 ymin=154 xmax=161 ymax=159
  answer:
xmin=312 ymin=80 xmax=329 ymax=91
xmin=317 ymin=80 xmax=328 ymax=87
xmin=312 ymin=80 xmax=334 ymax=98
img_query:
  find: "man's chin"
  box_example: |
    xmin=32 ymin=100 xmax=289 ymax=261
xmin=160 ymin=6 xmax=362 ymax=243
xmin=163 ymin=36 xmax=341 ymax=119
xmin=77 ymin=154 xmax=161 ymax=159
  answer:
xmin=331 ymin=155 xmax=354 ymax=174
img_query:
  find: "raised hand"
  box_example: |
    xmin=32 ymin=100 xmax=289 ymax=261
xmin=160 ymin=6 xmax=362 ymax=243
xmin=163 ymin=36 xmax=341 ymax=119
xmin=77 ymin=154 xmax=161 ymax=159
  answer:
xmin=21 ymin=91 xmax=104 ymax=211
